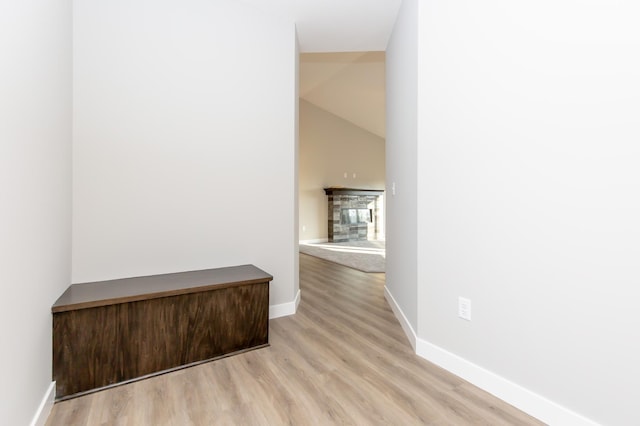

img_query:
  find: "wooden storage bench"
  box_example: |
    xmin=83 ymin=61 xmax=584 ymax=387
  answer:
xmin=52 ymin=264 xmax=272 ymax=400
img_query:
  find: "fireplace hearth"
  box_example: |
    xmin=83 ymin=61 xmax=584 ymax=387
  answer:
xmin=324 ymin=188 xmax=384 ymax=242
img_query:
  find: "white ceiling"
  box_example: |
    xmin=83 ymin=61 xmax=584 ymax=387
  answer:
xmin=240 ymin=0 xmax=402 ymax=52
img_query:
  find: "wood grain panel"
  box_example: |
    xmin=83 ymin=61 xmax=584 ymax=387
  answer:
xmin=52 ymin=264 xmax=272 ymax=312
xmin=53 ymin=274 xmax=269 ymax=399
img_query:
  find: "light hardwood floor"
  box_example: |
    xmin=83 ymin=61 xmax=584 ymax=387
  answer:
xmin=47 ymin=254 xmax=544 ymax=425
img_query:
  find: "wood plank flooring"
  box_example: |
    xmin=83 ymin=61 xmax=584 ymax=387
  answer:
xmin=46 ymin=254 xmax=544 ymax=425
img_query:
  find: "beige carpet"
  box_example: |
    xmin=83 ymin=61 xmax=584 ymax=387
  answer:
xmin=299 ymin=240 xmax=385 ymax=273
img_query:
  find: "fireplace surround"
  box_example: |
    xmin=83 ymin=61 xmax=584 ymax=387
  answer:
xmin=324 ymin=188 xmax=384 ymax=242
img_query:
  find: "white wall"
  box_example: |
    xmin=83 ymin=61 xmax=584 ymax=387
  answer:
xmin=293 ymin=34 xmax=300 ymax=309
xmin=0 ymin=1 xmax=72 ymax=424
xmin=299 ymin=100 xmax=385 ymax=241
xmin=72 ymin=0 xmax=299 ymax=309
xmin=388 ymin=1 xmax=640 ymax=425
xmin=385 ymin=0 xmax=419 ymax=334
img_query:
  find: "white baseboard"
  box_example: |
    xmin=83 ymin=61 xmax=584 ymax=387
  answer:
xmin=30 ymin=381 xmax=55 ymax=426
xmin=416 ymin=340 xmax=600 ymax=426
xmin=384 ymin=286 xmax=599 ymax=426
xmin=269 ymin=289 xmax=301 ymax=319
xmin=299 ymin=238 xmax=328 ymax=244
xmin=383 ymin=285 xmax=417 ymax=350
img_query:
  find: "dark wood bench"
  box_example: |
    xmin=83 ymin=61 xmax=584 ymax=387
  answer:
xmin=52 ymin=264 xmax=272 ymax=400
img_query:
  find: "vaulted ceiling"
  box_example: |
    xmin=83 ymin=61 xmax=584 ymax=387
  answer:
xmin=240 ymin=0 xmax=397 ymax=138
xmin=300 ymin=52 xmax=385 ymax=138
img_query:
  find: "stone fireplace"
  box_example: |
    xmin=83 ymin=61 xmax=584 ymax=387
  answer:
xmin=324 ymin=188 xmax=384 ymax=242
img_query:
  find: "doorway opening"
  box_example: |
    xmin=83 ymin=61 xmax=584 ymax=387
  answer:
xmin=297 ymin=51 xmax=386 ymax=273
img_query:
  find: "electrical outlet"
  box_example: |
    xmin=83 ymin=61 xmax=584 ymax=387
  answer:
xmin=458 ymin=297 xmax=471 ymax=321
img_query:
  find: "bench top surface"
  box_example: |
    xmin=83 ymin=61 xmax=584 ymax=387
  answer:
xmin=52 ymin=264 xmax=273 ymax=313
